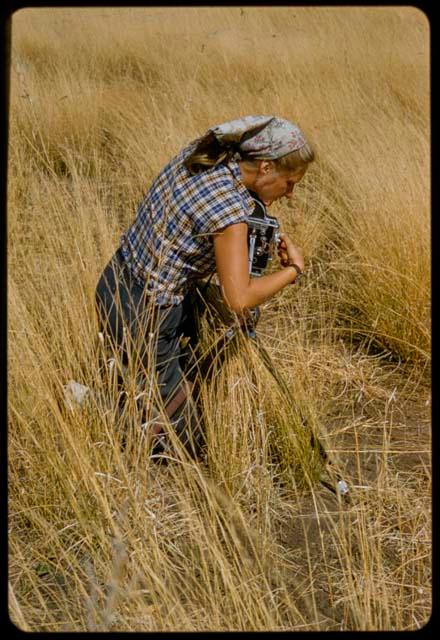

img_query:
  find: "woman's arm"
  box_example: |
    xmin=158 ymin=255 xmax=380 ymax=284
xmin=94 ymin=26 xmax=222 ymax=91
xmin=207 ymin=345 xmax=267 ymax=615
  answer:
xmin=213 ymin=222 xmax=302 ymax=314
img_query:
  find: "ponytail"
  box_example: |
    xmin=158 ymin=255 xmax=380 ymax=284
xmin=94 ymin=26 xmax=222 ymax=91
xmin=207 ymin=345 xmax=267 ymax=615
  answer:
xmin=184 ymin=132 xmax=237 ymax=175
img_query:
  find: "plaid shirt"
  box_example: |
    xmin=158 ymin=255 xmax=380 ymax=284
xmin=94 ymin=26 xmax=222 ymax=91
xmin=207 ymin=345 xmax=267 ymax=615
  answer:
xmin=120 ymin=141 xmax=254 ymax=306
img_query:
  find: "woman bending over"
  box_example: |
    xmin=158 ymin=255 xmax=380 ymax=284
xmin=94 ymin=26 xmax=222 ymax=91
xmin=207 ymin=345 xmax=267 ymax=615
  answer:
xmin=95 ymin=115 xmax=315 ymax=458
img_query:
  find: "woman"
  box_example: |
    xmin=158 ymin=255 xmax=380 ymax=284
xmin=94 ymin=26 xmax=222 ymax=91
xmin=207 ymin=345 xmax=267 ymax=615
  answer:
xmin=95 ymin=115 xmax=315 ymax=458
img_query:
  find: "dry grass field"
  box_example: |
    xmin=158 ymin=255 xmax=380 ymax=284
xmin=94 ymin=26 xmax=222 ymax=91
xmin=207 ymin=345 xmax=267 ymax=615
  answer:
xmin=8 ymin=7 xmax=431 ymax=632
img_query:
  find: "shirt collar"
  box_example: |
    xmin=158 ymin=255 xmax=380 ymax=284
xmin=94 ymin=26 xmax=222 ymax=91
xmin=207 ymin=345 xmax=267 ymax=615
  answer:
xmin=227 ymin=160 xmax=255 ymax=212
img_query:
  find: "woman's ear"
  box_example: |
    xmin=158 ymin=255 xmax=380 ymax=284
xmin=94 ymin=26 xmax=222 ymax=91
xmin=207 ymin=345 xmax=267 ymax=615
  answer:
xmin=259 ymin=160 xmax=275 ymax=175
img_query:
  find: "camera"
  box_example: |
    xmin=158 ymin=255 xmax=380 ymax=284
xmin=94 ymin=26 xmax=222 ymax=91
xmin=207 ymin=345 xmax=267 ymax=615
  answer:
xmin=247 ymin=193 xmax=281 ymax=276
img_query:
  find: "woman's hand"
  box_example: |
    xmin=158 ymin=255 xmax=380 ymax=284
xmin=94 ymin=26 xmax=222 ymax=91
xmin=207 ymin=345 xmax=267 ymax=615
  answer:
xmin=277 ymin=233 xmax=304 ymax=271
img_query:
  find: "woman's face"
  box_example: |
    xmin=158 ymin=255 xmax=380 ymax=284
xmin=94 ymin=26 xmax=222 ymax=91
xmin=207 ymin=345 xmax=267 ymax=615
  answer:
xmin=253 ymin=163 xmax=307 ymax=206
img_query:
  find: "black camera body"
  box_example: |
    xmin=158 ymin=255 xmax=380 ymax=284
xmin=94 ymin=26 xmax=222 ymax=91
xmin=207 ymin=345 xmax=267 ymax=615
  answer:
xmin=247 ymin=193 xmax=281 ymax=276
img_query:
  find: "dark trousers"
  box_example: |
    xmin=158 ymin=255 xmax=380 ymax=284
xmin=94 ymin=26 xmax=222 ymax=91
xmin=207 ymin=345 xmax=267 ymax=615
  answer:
xmin=95 ymin=250 xmax=205 ymax=457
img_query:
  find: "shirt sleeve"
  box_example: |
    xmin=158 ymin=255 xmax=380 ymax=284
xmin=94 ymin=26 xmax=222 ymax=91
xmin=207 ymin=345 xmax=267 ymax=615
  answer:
xmin=193 ymin=171 xmax=251 ymax=235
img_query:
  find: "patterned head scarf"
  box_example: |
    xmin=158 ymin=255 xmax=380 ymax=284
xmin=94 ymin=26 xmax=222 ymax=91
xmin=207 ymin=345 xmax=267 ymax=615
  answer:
xmin=210 ymin=115 xmax=307 ymax=160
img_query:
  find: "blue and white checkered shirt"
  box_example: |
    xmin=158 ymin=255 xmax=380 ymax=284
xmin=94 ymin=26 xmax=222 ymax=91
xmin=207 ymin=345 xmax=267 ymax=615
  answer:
xmin=120 ymin=141 xmax=254 ymax=306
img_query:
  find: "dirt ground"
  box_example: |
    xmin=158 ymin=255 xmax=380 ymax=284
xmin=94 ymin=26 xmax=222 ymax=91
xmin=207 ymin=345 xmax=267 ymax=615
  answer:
xmin=275 ymin=371 xmax=432 ymax=630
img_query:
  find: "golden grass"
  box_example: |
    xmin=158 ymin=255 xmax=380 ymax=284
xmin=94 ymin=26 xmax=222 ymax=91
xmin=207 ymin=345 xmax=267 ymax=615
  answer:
xmin=8 ymin=6 xmax=430 ymax=632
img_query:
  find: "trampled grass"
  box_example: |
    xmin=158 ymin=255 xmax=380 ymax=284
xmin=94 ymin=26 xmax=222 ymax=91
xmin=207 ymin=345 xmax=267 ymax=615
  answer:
xmin=8 ymin=6 xmax=431 ymax=632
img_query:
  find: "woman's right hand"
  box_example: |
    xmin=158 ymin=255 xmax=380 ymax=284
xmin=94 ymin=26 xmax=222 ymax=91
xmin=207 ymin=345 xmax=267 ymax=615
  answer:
xmin=277 ymin=233 xmax=305 ymax=271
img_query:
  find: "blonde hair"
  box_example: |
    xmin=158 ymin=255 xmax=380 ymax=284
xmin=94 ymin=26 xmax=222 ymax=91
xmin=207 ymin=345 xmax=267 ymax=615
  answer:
xmin=184 ymin=132 xmax=315 ymax=175
xmin=274 ymin=142 xmax=315 ymax=171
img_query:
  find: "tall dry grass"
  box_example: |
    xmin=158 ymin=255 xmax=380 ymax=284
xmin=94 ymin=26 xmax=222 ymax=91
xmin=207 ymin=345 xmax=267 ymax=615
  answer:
xmin=8 ymin=7 xmax=431 ymax=632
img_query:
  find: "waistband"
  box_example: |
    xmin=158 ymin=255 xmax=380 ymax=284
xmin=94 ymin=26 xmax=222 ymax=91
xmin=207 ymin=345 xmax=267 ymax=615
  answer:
xmin=114 ymin=248 xmax=177 ymax=309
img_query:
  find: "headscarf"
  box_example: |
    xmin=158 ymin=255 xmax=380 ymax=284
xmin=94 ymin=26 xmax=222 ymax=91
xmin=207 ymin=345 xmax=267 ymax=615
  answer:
xmin=209 ymin=115 xmax=307 ymax=160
